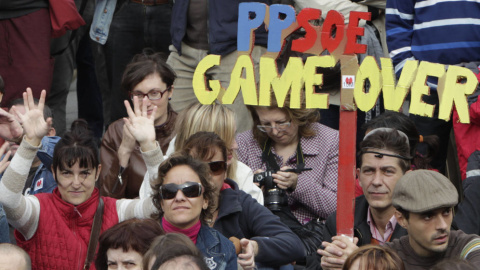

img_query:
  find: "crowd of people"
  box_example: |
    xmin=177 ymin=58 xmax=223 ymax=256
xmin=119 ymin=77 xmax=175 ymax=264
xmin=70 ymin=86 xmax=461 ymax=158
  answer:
xmin=2 ymin=0 xmax=480 ymax=270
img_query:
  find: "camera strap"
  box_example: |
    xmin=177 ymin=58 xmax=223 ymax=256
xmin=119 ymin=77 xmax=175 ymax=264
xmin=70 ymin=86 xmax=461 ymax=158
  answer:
xmin=261 ymin=138 xmax=306 ymax=172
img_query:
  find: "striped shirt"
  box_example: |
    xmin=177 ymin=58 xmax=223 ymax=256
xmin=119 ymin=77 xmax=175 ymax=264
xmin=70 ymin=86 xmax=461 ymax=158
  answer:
xmin=386 ymin=0 xmax=480 ymax=76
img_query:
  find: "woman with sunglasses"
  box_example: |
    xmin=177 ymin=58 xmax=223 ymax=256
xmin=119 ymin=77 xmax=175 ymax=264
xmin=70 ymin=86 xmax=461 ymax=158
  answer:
xmin=180 ymin=132 xmax=305 ymax=269
xmin=236 ymin=94 xmax=339 ymax=258
xmin=151 ymin=154 xmax=236 ymax=270
xmin=157 ymin=102 xmax=262 ymax=204
xmin=0 ymin=89 xmax=164 ymax=270
xmin=100 ymin=50 xmax=178 ymax=199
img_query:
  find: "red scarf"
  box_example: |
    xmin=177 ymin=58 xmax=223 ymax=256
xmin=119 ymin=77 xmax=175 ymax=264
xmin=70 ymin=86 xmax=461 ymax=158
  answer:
xmin=162 ymin=217 xmax=201 ymax=244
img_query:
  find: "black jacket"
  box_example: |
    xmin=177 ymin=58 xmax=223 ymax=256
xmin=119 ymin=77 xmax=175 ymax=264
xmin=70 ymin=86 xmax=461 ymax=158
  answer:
xmin=213 ymin=179 xmax=305 ymax=266
xmin=323 ymin=195 xmax=407 ymax=245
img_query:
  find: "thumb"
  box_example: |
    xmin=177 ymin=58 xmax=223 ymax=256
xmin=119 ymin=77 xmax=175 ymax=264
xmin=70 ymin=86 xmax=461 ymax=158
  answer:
xmin=240 ymin=238 xmax=250 ymax=249
xmin=353 ymin=237 xmax=359 ymax=245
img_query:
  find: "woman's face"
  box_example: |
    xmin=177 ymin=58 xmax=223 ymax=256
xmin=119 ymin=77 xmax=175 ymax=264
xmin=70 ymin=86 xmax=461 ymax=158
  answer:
xmin=54 ymin=162 xmax=101 ymax=206
xmin=255 ymin=107 xmax=299 ymax=147
xmin=131 ymin=73 xmax=172 ymax=126
xmin=160 ymin=165 xmax=208 ymax=229
xmin=106 ymin=248 xmax=143 ymax=270
xmin=205 ymin=147 xmax=227 ymax=192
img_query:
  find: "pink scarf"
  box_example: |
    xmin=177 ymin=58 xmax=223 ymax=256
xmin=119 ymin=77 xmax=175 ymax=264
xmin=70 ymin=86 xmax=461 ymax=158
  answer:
xmin=162 ymin=217 xmax=201 ymax=244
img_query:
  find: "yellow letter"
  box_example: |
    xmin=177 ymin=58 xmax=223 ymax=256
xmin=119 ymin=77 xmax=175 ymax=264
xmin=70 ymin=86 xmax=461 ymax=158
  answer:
xmin=193 ymin=55 xmax=221 ymax=104
xmin=304 ymin=55 xmax=336 ymax=109
xmin=222 ymin=54 xmax=258 ymax=105
xmin=382 ymin=58 xmax=417 ymax=112
xmin=410 ymin=61 xmax=445 ymax=118
xmin=437 ymin=65 xmax=478 ymax=123
xmin=259 ymin=56 xmax=304 ymax=108
xmin=354 ymin=56 xmax=382 ymax=112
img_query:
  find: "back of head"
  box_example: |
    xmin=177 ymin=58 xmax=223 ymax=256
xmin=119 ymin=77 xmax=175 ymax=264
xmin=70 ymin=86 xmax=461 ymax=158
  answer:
xmin=52 ymin=119 xmax=99 ymax=175
xmin=392 ymin=170 xmax=458 ymax=213
xmin=121 ymin=48 xmax=176 ymax=94
xmin=342 ymin=245 xmax=404 ymax=270
xmin=144 ymin=233 xmax=208 ymax=270
xmin=0 ymin=243 xmax=31 ymax=270
xmin=174 ymin=102 xmax=236 ymax=152
xmin=359 ymin=128 xmax=411 ymax=173
xmin=95 ymin=219 xmax=164 ymax=270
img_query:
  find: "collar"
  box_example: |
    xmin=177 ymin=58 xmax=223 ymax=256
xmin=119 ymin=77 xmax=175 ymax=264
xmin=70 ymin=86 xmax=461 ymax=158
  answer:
xmin=52 ymin=187 xmax=101 ymax=222
xmin=154 ymin=104 xmax=177 ymax=137
xmin=367 ymin=207 xmax=398 ymax=245
xmin=217 ymin=179 xmax=242 ymax=220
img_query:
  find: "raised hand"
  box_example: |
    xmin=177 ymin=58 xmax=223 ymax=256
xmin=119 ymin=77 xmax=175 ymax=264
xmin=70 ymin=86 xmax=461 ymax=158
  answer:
xmin=11 ymin=88 xmax=52 ymax=146
xmin=123 ymin=96 xmax=157 ymax=152
xmin=0 ymin=107 xmax=23 ymax=142
xmin=0 ymin=142 xmax=11 ymax=174
xmin=238 ymin=239 xmax=258 ymax=270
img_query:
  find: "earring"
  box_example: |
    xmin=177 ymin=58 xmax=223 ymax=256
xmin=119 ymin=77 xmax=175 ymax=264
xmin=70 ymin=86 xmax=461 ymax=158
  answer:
xmin=168 ymin=97 xmax=172 ymax=100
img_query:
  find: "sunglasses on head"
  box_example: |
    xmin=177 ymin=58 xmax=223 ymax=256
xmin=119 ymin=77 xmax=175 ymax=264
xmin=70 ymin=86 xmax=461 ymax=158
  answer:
xmin=159 ymin=182 xmax=203 ymax=200
xmin=208 ymin=161 xmax=227 ymax=175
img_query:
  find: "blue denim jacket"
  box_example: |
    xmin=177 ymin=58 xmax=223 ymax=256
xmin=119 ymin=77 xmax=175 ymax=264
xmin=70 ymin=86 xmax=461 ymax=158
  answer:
xmin=26 ymin=136 xmax=61 ymax=195
xmin=196 ymin=225 xmax=237 ymax=270
xmin=90 ymin=0 xmax=117 ymax=44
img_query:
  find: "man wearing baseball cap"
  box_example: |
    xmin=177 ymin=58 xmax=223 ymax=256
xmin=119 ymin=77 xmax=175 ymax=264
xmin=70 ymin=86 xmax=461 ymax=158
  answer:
xmin=389 ymin=170 xmax=480 ymax=269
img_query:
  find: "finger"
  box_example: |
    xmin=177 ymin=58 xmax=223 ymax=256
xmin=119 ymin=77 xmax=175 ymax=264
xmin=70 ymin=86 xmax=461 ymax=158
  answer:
xmin=23 ymin=91 xmax=29 ymax=113
xmin=124 ymin=100 xmax=135 ymax=119
xmin=324 ymin=245 xmax=344 ymax=257
xmin=141 ymin=96 xmax=148 ymax=117
xmin=37 ymin=89 xmax=47 ymax=112
xmin=26 ymin=88 xmax=35 ymax=110
xmin=133 ymin=96 xmax=141 ymax=116
xmin=45 ymin=118 xmax=53 ymax=129
xmin=0 ymin=159 xmax=10 ymax=174
xmin=0 ymin=142 xmax=10 ymax=155
xmin=149 ymin=105 xmax=157 ymax=121
xmin=324 ymin=256 xmax=346 ymax=266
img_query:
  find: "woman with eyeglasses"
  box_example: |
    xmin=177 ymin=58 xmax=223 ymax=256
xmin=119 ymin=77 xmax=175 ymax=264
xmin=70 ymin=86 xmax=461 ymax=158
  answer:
xmin=0 ymin=89 xmax=164 ymax=270
xmin=100 ymin=50 xmax=178 ymax=199
xmin=236 ymin=94 xmax=339 ymax=258
xmin=180 ymin=132 xmax=305 ymax=270
xmin=151 ymin=154 xmax=236 ymax=270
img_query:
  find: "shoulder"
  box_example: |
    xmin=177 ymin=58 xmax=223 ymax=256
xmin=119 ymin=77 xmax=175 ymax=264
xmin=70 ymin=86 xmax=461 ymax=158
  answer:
xmin=102 ymin=119 xmax=124 ymax=142
xmin=310 ymin=123 xmax=339 ymax=140
xmin=236 ymin=130 xmax=256 ymax=145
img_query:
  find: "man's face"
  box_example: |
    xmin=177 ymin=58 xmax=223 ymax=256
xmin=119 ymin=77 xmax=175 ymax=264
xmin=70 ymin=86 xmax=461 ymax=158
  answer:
xmin=358 ymin=149 xmax=405 ymax=211
xmin=396 ymin=207 xmax=453 ymax=257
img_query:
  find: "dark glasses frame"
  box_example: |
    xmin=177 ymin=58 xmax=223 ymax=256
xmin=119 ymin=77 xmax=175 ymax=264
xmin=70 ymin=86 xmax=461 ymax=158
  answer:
xmin=159 ymin=181 xmax=203 ymax=200
xmin=208 ymin=161 xmax=227 ymax=176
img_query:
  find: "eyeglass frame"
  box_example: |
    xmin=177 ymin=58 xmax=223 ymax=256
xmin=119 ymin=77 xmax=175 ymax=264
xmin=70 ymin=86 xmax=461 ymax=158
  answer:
xmin=256 ymin=121 xmax=291 ymax=133
xmin=129 ymin=86 xmax=171 ymax=101
xmin=159 ymin=181 xmax=203 ymax=200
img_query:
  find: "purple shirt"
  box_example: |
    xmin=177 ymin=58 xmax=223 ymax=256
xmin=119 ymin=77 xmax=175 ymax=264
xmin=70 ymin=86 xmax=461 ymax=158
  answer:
xmin=236 ymin=122 xmax=339 ymax=224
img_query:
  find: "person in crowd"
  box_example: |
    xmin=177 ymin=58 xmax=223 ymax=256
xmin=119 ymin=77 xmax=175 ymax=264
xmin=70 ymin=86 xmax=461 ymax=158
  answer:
xmin=182 ymin=132 xmax=304 ymax=269
xmin=166 ymin=0 xmax=272 ymax=133
xmin=341 ymin=245 xmax=404 ymax=270
xmin=95 ymin=218 xmax=164 ymax=270
xmin=144 ymin=233 xmax=208 ymax=270
xmin=90 ymin=0 xmax=172 ymax=127
xmin=158 ymin=102 xmax=262 ymax=203
xmin=386 ymin=0 xmax=480 ymax=174
xmin=355 ymin=111 xmax=439 ymax=197
xmin=237 ymin=93 xmax=338 ymax=224
xmin=0 ymin=98 xmax=60 ymax=195
xmin=150 ymin=154 xmax=237 ymax=270
xmin=0 ymin=243 xmax=31 ymax=270
xmin=318 ymin=128 xmax=409 ymax=269
xmin=0 ymin=1 xmax=54 ymax=108
xmin=387 ymin=170 xmax=480 ymax=268
xmin=0 ymin=89 xmax=163 ymax=269
xmin=100 ymin=51 xmax=177 ymax=199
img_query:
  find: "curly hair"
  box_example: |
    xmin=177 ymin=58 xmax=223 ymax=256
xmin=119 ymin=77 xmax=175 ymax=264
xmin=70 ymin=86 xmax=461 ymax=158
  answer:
xmin=342 ymin=245 xmax=404 ymax=270
xmin=150 ymin=154 xmax=216 ymax=223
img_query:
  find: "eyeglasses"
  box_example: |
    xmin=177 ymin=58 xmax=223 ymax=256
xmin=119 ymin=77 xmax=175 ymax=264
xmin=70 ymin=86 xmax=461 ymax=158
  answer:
xmin=130 ymin=87 xmax=171 ymax=101
xmin=208 ymin=161 xmax=227 ymax=176
xmin=257 ymin=122 xmax=291 ymax=132
xmin=159 ymin=182 xmax=203 ymax=200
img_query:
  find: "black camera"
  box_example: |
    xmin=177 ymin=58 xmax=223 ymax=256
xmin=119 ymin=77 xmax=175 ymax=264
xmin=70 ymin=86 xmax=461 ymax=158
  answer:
xmin=253 ymin=170 xmax=288 ymax=212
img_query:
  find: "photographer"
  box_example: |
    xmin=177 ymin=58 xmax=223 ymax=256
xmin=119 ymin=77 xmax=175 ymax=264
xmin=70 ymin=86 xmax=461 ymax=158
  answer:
xmin=236 ymin=93 xmax=339 ymax=260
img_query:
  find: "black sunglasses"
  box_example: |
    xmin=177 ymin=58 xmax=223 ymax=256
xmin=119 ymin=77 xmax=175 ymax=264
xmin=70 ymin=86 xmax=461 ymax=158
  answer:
xmin=208 ymin=161 xmax=227 ymax=176
xmin=159 ymin=182 xmax=203 ymax=200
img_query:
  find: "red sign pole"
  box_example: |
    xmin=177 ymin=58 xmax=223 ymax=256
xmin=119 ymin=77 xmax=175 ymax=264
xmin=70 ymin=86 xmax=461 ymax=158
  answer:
xmin=336 ymin=55 xmax=358 ymax=239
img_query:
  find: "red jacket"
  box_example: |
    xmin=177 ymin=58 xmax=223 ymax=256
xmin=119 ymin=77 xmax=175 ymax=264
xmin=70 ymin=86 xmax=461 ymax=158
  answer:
xmin=16 ymin=188 xmax=119 ymax=270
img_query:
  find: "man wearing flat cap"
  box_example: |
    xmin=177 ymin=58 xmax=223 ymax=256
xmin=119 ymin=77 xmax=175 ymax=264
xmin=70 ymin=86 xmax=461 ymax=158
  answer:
xmin=388 ymin=170 xmax=480 ymax=269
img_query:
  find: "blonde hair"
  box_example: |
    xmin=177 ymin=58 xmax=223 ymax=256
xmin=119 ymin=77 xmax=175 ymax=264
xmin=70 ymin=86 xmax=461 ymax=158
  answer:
xmin=174 ymin=102 xmax=237 ymax=180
